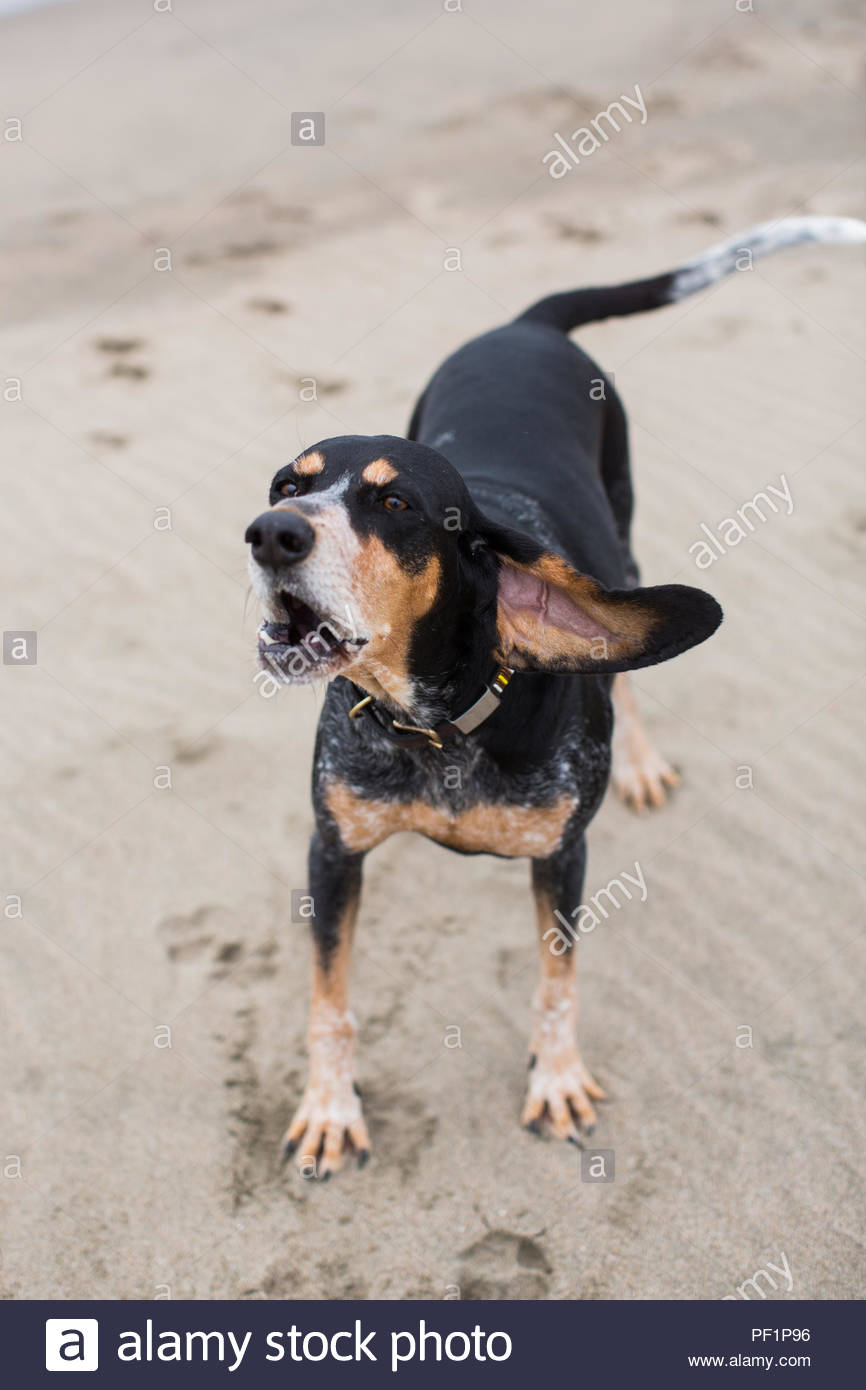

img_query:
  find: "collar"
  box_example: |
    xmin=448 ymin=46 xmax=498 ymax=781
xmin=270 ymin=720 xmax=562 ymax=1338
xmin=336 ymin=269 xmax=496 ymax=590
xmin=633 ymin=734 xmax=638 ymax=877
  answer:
xmin=347 ymin=664 xmax=514 ymax=751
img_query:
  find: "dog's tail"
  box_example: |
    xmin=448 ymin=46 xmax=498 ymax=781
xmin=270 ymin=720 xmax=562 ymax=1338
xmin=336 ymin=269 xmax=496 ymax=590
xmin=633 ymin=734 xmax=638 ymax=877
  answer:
xmin=517 ymin=215 xmax=866 ymax=332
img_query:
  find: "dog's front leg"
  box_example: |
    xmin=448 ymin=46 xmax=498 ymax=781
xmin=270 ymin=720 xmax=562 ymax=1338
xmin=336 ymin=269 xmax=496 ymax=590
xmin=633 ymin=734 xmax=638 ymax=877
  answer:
xmin=283 ymin=829 xmax=370 ymax=1179
xmin=522 ymin=838 xmax=606 ymax=1144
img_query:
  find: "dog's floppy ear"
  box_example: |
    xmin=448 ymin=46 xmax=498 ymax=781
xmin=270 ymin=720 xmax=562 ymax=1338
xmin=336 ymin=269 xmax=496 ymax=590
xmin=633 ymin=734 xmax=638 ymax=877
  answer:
xmin=476 ymin=521 xmax=722 ymax=674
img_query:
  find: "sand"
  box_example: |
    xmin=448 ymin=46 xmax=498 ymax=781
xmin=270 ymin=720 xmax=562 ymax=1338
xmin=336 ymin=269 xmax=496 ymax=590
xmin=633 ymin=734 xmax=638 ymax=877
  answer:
xmin=1 ymin=0 xmax=864 ymax=1300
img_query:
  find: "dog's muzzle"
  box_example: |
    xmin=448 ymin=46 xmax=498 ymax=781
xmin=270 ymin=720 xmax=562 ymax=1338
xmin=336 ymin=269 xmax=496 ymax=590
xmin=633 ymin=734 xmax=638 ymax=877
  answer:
xmin=246 ymin=509 xmax=367 ymax=684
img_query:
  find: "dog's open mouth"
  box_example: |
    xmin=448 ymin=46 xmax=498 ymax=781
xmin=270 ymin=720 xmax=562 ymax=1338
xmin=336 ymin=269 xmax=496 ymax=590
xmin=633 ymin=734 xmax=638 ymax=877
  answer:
xmin=257 ymin=590 xmax=362 ymax=683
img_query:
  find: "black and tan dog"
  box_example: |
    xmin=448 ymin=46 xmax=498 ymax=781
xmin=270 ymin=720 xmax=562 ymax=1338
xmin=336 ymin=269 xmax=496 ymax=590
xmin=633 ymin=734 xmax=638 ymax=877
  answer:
xmin=246 ymin=216 xmax=865 ymax=1178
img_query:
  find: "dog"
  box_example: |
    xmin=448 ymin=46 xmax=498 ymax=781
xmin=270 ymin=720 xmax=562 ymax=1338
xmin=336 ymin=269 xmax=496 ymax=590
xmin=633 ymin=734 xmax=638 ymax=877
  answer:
xmin=245 ymin=215 xmax=865 ymax=1178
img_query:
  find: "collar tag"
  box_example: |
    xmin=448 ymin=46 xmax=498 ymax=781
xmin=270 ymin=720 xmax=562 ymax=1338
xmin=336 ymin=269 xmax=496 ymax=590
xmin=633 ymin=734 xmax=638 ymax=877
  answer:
xmin=451 ymin=666 xmax=513 ymax=735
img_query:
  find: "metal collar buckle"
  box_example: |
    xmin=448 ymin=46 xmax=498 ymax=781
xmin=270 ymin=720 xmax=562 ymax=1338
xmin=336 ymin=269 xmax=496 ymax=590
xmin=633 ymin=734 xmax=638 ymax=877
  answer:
xmin=390 ymin=720 xmax=445 ymax=750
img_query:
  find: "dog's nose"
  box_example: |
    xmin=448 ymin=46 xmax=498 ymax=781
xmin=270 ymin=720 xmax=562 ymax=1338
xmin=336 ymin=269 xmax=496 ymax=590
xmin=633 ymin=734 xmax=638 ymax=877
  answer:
xmin=245 ymin=509 xmax=314 ymax=567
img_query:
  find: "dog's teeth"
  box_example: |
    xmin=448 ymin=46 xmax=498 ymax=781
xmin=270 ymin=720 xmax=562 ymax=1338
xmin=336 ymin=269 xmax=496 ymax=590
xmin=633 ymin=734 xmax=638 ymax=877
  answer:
xmin=259 ymin=628 xmax=279 ymax=645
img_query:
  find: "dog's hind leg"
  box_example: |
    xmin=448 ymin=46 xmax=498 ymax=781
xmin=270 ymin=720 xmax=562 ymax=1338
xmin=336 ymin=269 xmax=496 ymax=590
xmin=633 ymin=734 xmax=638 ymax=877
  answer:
xmin=599 ymin=387 xmax=640 ymax=589
xmin=282 ymin=829 xmax=370 ymax=1179
xmin=522 ymin=838 xmax=606 ymax=1144
xmin=611 ymin=672 xmax=680 ymax=812
xmin=598 ymin=390 xmax=682 ymax=810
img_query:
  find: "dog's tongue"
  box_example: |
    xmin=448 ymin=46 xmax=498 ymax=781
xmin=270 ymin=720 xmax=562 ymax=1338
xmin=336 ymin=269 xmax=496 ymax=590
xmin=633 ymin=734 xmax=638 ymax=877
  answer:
xmin=258 ymin=621 xmax=293 ymax=647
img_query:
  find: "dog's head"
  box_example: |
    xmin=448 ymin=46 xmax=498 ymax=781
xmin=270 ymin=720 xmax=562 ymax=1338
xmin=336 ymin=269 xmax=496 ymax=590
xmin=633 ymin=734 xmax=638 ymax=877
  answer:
xmin=245 ymin=435 xmax=475 ymax=707
xmin=245 ymin=434 xmax=721 ymax=711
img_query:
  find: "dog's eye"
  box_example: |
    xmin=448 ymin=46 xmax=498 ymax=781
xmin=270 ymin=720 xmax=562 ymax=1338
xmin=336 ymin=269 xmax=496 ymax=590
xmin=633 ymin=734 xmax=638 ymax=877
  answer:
xmin=382 ymin=494 xmax=408 ymax=512
xmin=279 ymin=479 xmax=299 ymax=498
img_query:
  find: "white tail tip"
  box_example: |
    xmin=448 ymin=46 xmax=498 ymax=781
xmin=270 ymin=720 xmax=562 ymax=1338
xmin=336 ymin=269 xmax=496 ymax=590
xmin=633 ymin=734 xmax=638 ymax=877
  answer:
xmin=670 ymin=215 xmax=866 ymax=300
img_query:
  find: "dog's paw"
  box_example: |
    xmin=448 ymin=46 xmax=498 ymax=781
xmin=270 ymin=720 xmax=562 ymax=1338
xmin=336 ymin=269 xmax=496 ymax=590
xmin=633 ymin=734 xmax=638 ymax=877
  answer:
xmin=612 ymin=738 xmax=680 ymax=812
xmin=282 ymin=1081 xmax=370 ymax=1180
xmin=521 ymin=1049 xmax=606 ymax=1144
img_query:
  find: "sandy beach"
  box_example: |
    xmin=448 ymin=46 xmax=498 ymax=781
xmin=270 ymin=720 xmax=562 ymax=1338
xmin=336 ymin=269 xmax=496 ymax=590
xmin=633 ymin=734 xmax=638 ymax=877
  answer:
xmin=1 ymin=0 xmax=864 ymax=1300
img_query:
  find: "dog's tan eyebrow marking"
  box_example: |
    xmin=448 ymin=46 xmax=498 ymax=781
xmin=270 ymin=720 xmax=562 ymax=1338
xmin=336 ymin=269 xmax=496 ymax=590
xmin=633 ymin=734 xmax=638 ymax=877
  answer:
xmin=295 ymin=450 xmax=325 ymax=476
xmin=361 ymin=458 xmax=398 ymax=486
